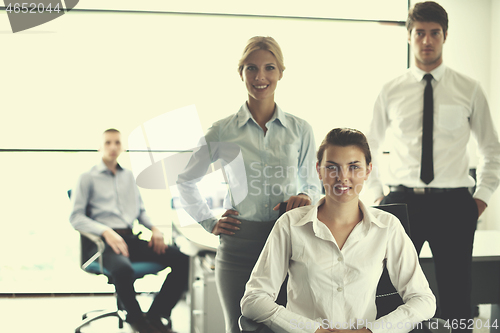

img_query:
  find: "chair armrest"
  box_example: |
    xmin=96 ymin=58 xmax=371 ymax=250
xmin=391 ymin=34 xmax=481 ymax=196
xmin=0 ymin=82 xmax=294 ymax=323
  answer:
xmin=79 ymin=231 xmax=105 ymax=273
xmin=239 ymin=316 xmax=274 ymax=333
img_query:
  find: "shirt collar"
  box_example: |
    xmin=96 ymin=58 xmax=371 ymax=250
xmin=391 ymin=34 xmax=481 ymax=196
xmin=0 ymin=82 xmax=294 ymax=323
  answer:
xmin=236 ymin=102 xmax=288 ymax=128
xmin=291 ymin=197 xmax=389 ymax=230
xmin=96 ymin=159 xmax=123 ymax=174
xmin=359 ymin=200 xmax=389 ymax=229
xmin=410 ymin=62 xmax=446 ymax=82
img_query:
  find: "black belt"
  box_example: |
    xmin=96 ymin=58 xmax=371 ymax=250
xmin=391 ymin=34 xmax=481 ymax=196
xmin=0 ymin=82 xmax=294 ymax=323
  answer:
xmin=113 ymin=228 xmax=133 ymax=236
xmin=389 ymin=185 xmax=467 ymax=195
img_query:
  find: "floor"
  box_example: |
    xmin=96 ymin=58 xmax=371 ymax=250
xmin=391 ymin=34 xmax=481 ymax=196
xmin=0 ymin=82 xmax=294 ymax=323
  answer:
xmin=0 ymin=294 xmax=190 ymax=333
xmin=0 ymin=294 xmax=492 ymax=333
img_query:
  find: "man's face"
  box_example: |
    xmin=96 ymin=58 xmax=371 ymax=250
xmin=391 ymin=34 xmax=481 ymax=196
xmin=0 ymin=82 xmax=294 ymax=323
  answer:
xmin=101 ymin=131 xmax=122 ymax=162
xmin=408 ymin=21 xmax=447 ymax=71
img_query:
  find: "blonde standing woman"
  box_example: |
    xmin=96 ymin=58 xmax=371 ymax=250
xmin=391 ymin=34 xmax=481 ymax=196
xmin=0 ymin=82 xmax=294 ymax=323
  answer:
xmin=177 ymin=36 xmax=321 ymax=333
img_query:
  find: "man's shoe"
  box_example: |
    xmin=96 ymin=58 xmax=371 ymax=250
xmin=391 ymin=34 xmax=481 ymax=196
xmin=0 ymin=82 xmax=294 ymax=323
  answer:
xmin=146 ymin=314 xmax=177 ymax=333
xmin=128 ymin=317 xmax=162 ymax=333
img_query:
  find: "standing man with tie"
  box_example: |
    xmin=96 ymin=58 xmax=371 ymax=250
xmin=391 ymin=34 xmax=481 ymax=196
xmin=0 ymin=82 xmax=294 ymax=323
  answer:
xmin=366 ymin=1 xmax=500 ymax=332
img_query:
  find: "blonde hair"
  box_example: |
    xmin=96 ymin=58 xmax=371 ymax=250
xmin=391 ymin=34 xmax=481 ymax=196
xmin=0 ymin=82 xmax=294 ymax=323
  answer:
xmin=237 ymin=36 xmax=285 ymax=75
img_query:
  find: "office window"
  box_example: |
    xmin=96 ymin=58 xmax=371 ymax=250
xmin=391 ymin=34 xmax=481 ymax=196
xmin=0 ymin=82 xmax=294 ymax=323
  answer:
xmin=0 ymin=3 xmax=407 ymax=293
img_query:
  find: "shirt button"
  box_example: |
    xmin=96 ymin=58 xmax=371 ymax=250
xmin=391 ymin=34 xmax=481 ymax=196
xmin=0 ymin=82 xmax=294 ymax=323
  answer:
xmin=337 ymin=287 xmax=343 ymax=292
xmin=338 ymin=257 xmax=343 ymax=262
xmin=264 ymin=204 xmax=268 ymax=208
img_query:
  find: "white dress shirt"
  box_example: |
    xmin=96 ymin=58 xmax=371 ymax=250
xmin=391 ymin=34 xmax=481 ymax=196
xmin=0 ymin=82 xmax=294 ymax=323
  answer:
xmin=366 ymin=64 xmax=500 ymax=203
xmin=241 ymin=198 xmax=436 ymax=333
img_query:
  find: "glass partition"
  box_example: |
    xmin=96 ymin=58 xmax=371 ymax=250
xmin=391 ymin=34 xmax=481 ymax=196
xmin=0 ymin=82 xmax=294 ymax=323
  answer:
xmin=1 ymin=6 xmax=408 ymax=293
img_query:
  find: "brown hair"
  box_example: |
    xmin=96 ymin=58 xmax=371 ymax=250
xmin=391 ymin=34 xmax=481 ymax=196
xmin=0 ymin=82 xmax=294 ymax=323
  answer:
xmin=407 ymin=1 xmax=448 ymax=37
xmin=238 ymin=36 xmax=285 ymax=75
xmin=317 ymin=128 xmax=371 ymax=165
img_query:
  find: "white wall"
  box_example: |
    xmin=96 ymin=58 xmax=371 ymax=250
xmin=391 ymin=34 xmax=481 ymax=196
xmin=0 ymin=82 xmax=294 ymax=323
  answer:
xmin=431 ymin=0 xmax=492 ymax=90
xmin=0 ymin=6 xmax=409 ymax=292
xmin=486 ymin=0 xmax=500 ymax=231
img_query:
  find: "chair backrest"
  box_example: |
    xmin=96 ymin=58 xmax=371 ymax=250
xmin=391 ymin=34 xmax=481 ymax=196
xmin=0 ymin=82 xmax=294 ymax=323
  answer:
xmin=373 ymin=203 xmax=410 ymax=318
xmin=68 ymin=189 xmax=94 ymax=266
xmin=374 ymin=203 xmax=411 ymax=236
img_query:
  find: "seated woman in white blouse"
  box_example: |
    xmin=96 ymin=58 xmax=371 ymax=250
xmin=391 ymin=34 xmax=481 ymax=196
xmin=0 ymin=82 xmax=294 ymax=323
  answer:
xmin=241 ymin=128 xmax=436 ymax=333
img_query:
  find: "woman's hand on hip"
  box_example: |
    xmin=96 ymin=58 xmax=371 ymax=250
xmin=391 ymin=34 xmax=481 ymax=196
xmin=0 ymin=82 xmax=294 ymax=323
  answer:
xmin=274 ymin=194 xmax=311 ymax=212
xmin=211 ymin=209 xmax=241 ymax=236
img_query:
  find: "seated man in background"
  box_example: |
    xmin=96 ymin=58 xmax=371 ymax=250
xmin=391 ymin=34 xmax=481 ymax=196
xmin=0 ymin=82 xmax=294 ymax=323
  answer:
xmin=70 ymin=128 xmax=189 ymax=333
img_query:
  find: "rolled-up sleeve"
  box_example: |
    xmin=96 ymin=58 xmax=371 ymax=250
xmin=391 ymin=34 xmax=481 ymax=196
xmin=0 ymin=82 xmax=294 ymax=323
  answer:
xmin=176 ymin=126 xmax=220 ymax=232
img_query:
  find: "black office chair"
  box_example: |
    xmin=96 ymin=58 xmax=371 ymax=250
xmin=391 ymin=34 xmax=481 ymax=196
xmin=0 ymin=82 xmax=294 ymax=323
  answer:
xmin=68 ymin=190 xmax=169 ymax=333
xmin=239 ymin=204 xmax=450 ymax=333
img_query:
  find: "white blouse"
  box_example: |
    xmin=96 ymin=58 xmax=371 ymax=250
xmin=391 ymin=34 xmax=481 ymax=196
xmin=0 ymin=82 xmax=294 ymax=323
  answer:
xmin=241 ymin=198 xmax=436 ymax=333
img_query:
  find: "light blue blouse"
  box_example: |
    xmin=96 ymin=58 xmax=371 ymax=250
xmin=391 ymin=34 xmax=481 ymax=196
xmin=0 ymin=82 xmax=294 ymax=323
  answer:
xmin=177 ymin=103 xmax=321 ymax=232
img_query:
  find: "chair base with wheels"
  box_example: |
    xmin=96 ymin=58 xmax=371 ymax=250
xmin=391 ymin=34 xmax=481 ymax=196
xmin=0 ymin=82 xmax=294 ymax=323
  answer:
xmin=76 ymin=303 xmax=127 ymax=333
xmin=75 ymin=231 xmax=168 ymax=333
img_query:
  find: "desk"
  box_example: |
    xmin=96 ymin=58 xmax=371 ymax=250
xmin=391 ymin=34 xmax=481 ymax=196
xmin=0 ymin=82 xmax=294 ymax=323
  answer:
xmin=419 ymin=230 xmax=500 ymax=332
xmin=174 ymin=223 xmax=220 ymax=255
xmin=172 ymin=222 xmax=223 ymax=333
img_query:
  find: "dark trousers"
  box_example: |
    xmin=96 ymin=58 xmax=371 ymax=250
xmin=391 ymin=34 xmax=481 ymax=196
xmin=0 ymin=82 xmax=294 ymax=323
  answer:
xmin=382 ymin=188 xmax=478 ymax=333
xmin=83 ymin=233 xmax=189 ymax=322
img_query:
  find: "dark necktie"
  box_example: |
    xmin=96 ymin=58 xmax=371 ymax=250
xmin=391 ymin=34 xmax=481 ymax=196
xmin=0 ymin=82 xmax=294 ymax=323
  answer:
xmin=420 ymin=74 xmax=434 ymax=184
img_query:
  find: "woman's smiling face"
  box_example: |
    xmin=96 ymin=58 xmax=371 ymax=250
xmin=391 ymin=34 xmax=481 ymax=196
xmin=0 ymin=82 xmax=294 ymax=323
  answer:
xmin=240 ymin=49 xmax=282 ymax=103
xmin=317 ymin=145 xmax=372 ymax=203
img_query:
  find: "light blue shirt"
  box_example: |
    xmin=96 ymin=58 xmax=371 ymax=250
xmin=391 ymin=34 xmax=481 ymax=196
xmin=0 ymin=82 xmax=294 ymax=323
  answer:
xmin=177 ymin=103 xmax=321 ymax=232
xmin=70 ymin=160 xmax=154 ymax=235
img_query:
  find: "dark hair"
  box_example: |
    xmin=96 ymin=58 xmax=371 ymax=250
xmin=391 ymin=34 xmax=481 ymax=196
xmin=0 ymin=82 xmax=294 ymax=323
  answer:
xmin=317 ymin=128 xmax=371 ymax=165
xmin=103 ymin=128 xmax=120 ymax=134
xmin=406 ymin=1 xmax=448 ymax=37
